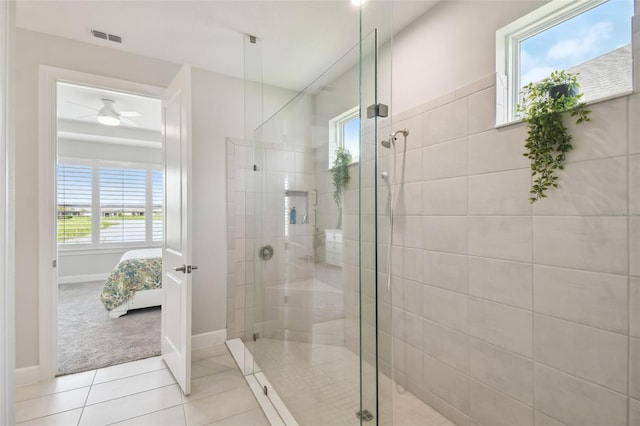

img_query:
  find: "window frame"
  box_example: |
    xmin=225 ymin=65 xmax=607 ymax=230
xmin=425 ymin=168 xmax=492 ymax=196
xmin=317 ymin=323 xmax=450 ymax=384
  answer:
xmin=495 ymin=0 xmax=623 ymax=125
xmin=57 ymin=157 xmax=163 ymax=251
xmin=328 ymin=105 xmax=360 ymax=169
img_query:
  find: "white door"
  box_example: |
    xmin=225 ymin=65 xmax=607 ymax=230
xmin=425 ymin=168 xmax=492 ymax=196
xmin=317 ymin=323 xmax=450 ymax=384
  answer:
xmin=161 ymin=64 xmax=193 ymax=395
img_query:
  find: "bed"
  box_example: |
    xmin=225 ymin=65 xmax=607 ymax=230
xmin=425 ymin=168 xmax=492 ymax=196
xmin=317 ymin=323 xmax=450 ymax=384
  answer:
xmin=100 ymin=248 xmax=163 ymax=318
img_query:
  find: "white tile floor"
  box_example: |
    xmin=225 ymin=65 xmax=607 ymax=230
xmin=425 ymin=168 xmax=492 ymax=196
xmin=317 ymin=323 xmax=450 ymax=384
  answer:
xmin=15 ymin=345 xmax=269 ymax=426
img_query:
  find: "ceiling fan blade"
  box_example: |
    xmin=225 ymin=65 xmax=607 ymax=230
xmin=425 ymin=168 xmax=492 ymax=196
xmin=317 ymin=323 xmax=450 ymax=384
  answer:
xmin=121 ymin=116 xmax=143 ymax=127
xmin=120 ymin=111 xmax=141 ymax=117
xmin=66 ymin=100 xmax=99 ymax=112
xmin=76 ymin=113 xmax=97 ymax=119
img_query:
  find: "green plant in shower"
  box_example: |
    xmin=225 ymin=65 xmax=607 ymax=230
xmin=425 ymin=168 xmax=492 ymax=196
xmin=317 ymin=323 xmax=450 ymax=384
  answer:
xmin=516 ymin=70 xmax=590 ymax=203
xmin=330 ymin=146 xmax=352 ymax=210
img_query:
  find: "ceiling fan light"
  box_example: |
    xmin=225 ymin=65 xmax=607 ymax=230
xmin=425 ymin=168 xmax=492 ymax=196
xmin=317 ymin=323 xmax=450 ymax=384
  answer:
xmin=97 ymin=99 xmax=120 ymax=126
xmin=97 ymin=114 xmax=120 ymax=126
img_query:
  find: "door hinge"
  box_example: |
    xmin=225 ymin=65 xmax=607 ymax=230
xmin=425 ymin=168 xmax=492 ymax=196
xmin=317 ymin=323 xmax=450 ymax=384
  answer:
xmin=52 ymin=260 xmax=57 ymax=268
xmin=253 ymin=332 xmax=260 ymax=342
xmin=253 ymin=164 xmax=258 ymax=171
xmin=366 ymin=103 xmax=389 ymax=119
xmin=263 ymin=385 xmax=268 ymax=395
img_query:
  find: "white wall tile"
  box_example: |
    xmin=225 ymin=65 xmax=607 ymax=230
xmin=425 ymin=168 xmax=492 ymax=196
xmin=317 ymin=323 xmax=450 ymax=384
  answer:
xmin=402 ymin=311 xmax=424 ymax=351
xmin=632 ymin=216 xmax=640 ymax=276
xmin=422 ymin=177 xmax=467 ymax=216
xmin=402 ymin=247 xmax=423 ymax=283
xmin=469 ymin=338 xmax=533 ymax=405
xmin=395 ymin=146 xmax=423 ymax=183
xmin=534 ymin=315 xmax=627 ymax=393
xmin=423 ymin=354 xmax=470 ymax=414
xmin=395 ymin=182 xmax=423 ymax=216
xmin=468 ymin=169 xmax=531 ymax=215
xmin=566 ymin=97 xmax=628 ymax=161
xmin=630 ymin=155 xmax=640 ymax=213
xmin=630 ymin=93 xmax=640 ymax=155
xmin=423 ymin=251 xmax=468 ymax=294
xmin=422 ymin=216 xmax=467 ymax=255
xmin=631 ymin=397 xmax=640 ymax=426
xmin=423 ymin=319 xmax=469 ymax=373
xmin=468 ymin=217 xmax=532 ymax=262
xmin=422 ymin=99 xmax=468 ymax=145
xmin=406 ymin=343 xmax=425 ymax=395
xmin=533 ymin=216 xmax=627 ymax=274
xmin=469 ymin=257 xmax=532 ymax=310
xmin=534 ymin=266 xmax=628 ymax=333
xmin=421 ymin=389 xmax=471 ymax=426
xmin=534 ymin=411 xmax=565 ymax=426
xmin=468 ymin=125 xmax=529 ymax=175
xmin=534 ymin=363 xmax=627 ymax=426
xmin=403 ymin=279 xmax=424 ymax=317
xmin=469 ymin=298 xmax=532 ymax=357
xmin=533 ymin=157 xmax=627 ymax=216
xmin=632 ymin=277 xmax=640 ymax=338
xmin=468 ymin=88 xmax=496 ymax=135
xmin=631 ymin=337 xmax=640 ymax=399
xmin=469 ymin=380 xmax=533 ymax=426
xmin=401 ymin=216 xmax=423 ymax=249
xmin=422 ymin=138 xmax=468 ymax=181
xmin=424 ymin=285 xmax=468 ymax=333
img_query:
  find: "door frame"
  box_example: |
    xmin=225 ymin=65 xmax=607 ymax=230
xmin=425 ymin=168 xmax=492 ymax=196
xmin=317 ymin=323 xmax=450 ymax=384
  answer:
xmin=0 ymin=0 xmax=15 ymax=423
xmin=38 ymin=66 xmax=164 ymax=379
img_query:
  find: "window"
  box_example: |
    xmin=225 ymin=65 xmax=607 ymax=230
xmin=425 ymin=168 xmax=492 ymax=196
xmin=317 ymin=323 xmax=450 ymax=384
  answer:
xmin=328 ymin=106 xmax=360 ymax=168
xmin=57 ymin=160 xmax=163 ymax=248
xmin=496 ymin=0 xmax=634 ymax=124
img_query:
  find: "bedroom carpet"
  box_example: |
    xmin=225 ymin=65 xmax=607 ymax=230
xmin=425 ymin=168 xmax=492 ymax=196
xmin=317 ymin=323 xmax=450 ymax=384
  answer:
xmin=57 ymin=281 xmax=161 ymax=376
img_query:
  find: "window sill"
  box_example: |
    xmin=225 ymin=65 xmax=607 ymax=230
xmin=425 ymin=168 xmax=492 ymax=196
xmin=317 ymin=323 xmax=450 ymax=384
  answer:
xmin=59 ymin=244 xmax=161 ymax=256
xmin=495 ymin=89 xmax=635 ymax=130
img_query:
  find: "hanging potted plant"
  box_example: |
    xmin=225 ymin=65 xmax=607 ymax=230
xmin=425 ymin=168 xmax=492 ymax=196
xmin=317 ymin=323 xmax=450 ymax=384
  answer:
xmin=516 ymin=70 xmax=591 ymax=203
xmin=330 ymin=146 xmax=352 ymax=227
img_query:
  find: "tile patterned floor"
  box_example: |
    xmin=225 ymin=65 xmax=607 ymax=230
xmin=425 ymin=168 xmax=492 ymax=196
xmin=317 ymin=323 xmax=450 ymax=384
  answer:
xmin=16 ymin=341 xmax=454 ymax=426
xmin=15 ymin=345 xmax=269 ymax=426
xmin=245 ymin=338 xmax=455 ymax=426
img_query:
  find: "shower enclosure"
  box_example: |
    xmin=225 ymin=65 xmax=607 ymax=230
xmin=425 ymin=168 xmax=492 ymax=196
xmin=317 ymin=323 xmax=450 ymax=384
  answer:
xmin=225 ymin=3 xmax=397 ymax=424
xmin=226 ymin=1 xmax=640 ymax=425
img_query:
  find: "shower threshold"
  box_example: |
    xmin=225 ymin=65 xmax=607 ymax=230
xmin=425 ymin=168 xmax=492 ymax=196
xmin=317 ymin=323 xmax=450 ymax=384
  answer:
xmin=226 ymin=338 xmax=299 ymax=426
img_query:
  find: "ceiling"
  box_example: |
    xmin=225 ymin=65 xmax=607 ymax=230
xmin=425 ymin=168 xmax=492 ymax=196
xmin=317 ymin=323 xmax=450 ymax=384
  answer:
xmin=16 ymin=0 xmax=439 ymax=92
xmin=23 ymin=1 xmax=440 ymax=148
xmin=56 ymin=82 xmax=162 ymax=148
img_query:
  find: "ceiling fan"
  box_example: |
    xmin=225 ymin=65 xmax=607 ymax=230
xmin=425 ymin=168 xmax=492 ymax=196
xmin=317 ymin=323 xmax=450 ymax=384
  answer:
xmin=67 ymin=98 xmax=142 ymax=127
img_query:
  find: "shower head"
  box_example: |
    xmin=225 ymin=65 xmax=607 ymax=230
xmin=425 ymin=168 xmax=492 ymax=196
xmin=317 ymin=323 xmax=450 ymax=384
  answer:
xmin=380 ymin=129 xmax=410 ymax=149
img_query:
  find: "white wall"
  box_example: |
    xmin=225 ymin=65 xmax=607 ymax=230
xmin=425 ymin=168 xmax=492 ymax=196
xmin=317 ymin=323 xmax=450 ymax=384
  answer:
xmin=15 ymin=28 xmax=294 ymax=368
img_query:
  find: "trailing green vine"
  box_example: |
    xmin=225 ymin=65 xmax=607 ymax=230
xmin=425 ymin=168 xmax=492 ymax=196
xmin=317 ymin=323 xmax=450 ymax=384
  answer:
xmin=330 ymin=146 xmax=352 ymax=209
xmin=516 ymin=70 xmax=591 ymax=203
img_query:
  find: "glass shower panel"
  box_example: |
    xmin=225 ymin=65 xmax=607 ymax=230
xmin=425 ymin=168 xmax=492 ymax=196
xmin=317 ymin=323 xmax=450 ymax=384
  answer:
xmin=249 ymin=42 xmax=367 ymax=425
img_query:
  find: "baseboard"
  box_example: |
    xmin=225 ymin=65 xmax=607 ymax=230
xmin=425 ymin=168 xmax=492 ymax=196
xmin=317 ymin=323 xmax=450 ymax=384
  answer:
xmin=57 ymin=273 xmax=109 ymax=285
xmin=16 ymin=366 xmax=40 ymax=387
xmin=192 ymin=329 xmax=227 ymax=350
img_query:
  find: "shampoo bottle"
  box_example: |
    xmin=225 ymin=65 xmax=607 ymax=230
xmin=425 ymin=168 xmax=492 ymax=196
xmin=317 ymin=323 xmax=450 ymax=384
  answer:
xmin=290 ymin=206 xmax=297 ymax=224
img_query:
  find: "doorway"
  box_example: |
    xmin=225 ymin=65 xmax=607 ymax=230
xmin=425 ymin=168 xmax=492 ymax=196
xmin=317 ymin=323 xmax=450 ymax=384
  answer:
xmin=55 ymin=82 xmax=164 ymax=374
xmin=55 ymin=82 xmax=164 ymax=375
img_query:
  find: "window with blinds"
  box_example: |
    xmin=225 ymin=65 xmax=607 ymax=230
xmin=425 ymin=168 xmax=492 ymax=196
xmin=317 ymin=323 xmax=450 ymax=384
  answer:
xmin=56 ymin=161 xmax=163 ymax=248
xmin=99 ymin=167 xmax=147 ymax=244
xmin=57 ymin=164 xmax=93 ymax=245
xmin=152 ymin=170 xmax=163 ymax=242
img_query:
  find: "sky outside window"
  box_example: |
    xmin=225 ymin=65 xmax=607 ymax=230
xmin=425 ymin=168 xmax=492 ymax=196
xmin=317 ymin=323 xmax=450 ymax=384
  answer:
xmin=520 ymin=0 xmax=633 ymax=85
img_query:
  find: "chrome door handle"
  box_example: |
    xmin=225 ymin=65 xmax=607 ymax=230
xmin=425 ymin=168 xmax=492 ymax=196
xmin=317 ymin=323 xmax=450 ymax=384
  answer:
xmin=173 ymin=265 xmax=187 ymax=273
xmin=187 ymin=265 xmax=198 ymax=273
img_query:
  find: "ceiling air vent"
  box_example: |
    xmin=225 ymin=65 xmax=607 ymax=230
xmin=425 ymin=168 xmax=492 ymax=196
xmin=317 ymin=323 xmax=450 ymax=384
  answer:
xmin=91 ymin=30 xmax=107 ymax=40
xmin=91 ymin=29 xmax=123 ymax=44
